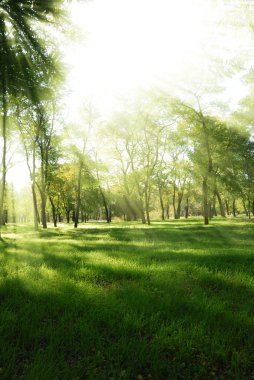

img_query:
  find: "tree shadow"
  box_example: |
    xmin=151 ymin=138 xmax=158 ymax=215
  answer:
xmin=1 ymin=221 xmax=254 ymax=378
xmin=0 ymin=267 xmax=254 ymax=380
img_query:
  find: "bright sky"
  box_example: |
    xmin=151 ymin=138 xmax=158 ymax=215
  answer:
xmin=66 ymin=0 xmax=206 ymax=100
xmin=65 ymin=0 xmax=213 ymax=118
xmin=64 ymin=0 xmax=251 ymax=119
xmin=8 ymin=0 xmax=252 ymax=188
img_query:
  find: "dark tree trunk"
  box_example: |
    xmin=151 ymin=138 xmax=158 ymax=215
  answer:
xmin=0 ymin=83 xmax=7 ymax=226
xmin=37 ymin=210 xmax=41 ymax=224
xmin=100 ymin=187 xmax=111 ymax=223
xmin=158 ymin=186 xmax=165 ymax=221
xmin=243 ymin=200 xmax=249 ymax=217
xmin=248 ymin=197 xmax=251 ymax=219
xmin=166 ymin=202 xmax=170 ymax=219
xmin=185 ymin=197 xmax=189 ymax=219
xmin=41 ymin=190 xmax=47 ymax=228
xmin=74 ymin=161 xmax=82 ymax=228
xmin=145 ymin=187 xmax=151 ymax=225
xmin=175 ymin=192 xmax=183 ymax=219
xmin=209 ymin=200 xmax=213 ymax=220
xmin=49 ymin=197 xmax=57 ymax=227
xmin=39 ymin=156 xmax=47 ymax=229
xmin=201 ymin=115 xmax=212 ymax=225
xmin=202 ymin=178 xmax=209 ymax=225
xmin=173 ymin=181 xmax=176 ymax=219
xmin=232 ymin=198 xmax=236 ymax=217
xmin=225 ymin=199 xmax=230 ymax=216
xmin=215 ymin=190 xmax=225 ymax=217
xmin=145 ymin=203 xmax=150 ymax=225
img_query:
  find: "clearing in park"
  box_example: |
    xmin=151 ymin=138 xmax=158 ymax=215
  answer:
xmin=0 ymin=218 xmax=254 ymax=379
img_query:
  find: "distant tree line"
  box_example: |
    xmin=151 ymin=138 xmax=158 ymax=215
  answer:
xmin=3 ymin=88 xmax=254 ymax=229
xmin=1 ymin=1 xmax=254 ymax=228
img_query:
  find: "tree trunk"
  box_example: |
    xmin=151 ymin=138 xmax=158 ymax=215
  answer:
xmin=214 ymin=189 xmax=225 ymax=217
xmin=202 ymin=178 xmax=209 ymax=225
xmin=225 ymin=199 xmax=230 ymax=216
xmin=232 ymin=198 xmax=236 ymax=217
xmin=201 ymin=115 xmax=212 ymax=225
xmin=212 ymin=193 xmax=217 ymax=217
xmin=49 ymin=197 xmax=57 ymax=227
xmin=32 ymin=184 xmax=39 ymax=231
xmin=173 ymin=181 xmax=176 ymax=219
xmin=40 ymin=184 xmax=47 ymax=229
xmin=175 ymin=192 xmax=183 ymax=219
xmin=145 ymin=202 xmax=150 ymax=225
xmin=100 ymin=187 xmax=111 ymax=223
xmin=185 ymin=197 xmax=189 ymax=219
xmin=248 ymin=197 xmax=251 ymax=219
xmin=243 ymin=200 xmax=249 ymax=217
xmin=32 ymin=142 xmax=39 ymax=230
xmin=0 ymin=84 xmax=7 ymax=226
xmin=145 ymin=187 xmax=151 ymax=225
xmin=139 ymin=198 xmax=146 ymax=224
xmin=158 ymin=186 xmax=165 ymax=221
xmin=166 ymin=202 xmax=170 ymax=219
xmin=74 ymin=161 xmax=82 ymax=228
xmin=209 ymin=200 xmax=213 ymax=220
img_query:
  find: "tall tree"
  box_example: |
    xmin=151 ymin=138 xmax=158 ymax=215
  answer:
xmin=0 ymin=0 xmax=65 ymax=225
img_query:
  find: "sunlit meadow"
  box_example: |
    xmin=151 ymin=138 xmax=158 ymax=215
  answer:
xmin=1 ymin=219 xmax=254 ymax=379
xmin=1 ymin=1 xmax=254 ymax=379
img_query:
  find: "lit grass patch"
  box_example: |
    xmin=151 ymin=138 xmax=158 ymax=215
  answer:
xmin=0 ymin=218 xmax=254 ymax=379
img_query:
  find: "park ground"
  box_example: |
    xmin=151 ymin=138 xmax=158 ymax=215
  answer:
xmin=0 ymin=218 xmax=254 ymax=379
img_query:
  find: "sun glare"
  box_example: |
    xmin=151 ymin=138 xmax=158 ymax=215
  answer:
xmin=9 ymin=0 xmax=252 ymax=190
xmin=65 ymin=0 xmax=217 ymax=118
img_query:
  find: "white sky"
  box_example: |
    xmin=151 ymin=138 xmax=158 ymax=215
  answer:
xmin=8 ymin=0 xmax=253 ymax=188
xmin=66 ymin=0 xmax=206 ymax=119
xmin=64 ymin=0 xmax=251 ymax=119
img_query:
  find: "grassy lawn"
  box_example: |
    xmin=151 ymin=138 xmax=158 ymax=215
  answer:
xmin=0 ymin=218 xmax=254 ymax=379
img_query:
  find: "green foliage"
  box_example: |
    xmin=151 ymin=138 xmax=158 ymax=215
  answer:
xmin=0 ymin=0 xmax=65 ymax=105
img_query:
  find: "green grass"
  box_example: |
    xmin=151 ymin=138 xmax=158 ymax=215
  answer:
xmin=0 ymin=218 xmax=254 ymax=379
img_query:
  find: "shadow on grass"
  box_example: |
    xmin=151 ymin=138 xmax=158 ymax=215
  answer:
xmin=1 ymin=221 xmax=254 ymax=379
xmin=1 ymin=269 xmax=254 ymax=380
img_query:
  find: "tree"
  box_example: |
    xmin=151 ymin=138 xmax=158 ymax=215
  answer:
xmin=171 ymin=96 xmax=218 ymax=225
xmin=0 ymin=0 xmax=65 ymax=225
xmin=17 ymin=104 xmax=40 ymax=230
